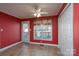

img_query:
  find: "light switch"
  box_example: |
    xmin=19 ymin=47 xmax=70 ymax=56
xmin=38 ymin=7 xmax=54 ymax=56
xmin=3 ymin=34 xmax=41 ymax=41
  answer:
xmin=0 ymin=28 xmax=4 ymax=32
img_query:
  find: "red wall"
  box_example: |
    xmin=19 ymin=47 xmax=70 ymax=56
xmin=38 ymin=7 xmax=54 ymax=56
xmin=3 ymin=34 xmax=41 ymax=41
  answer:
xmin=73 ymin=4 xmax=79 ymax=56
xmin=22 ymin=16 xmax=58 ymax=44
xmin=0 ymin=12 xmax=21 ymax=48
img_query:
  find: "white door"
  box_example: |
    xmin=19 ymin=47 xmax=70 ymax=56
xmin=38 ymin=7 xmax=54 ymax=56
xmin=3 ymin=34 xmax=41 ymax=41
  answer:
xmin=22 ymin=21 xmax=30 ymax=43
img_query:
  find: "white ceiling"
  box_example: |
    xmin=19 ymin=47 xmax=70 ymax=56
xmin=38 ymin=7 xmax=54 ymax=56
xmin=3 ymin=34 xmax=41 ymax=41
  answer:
xmin=0 ymin=3 xmax=63 ymax=19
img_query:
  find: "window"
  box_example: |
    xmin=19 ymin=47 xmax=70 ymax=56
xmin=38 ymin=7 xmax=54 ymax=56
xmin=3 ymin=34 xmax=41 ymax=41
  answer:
xmin=34 ymin=19 xmax=52 ymax=41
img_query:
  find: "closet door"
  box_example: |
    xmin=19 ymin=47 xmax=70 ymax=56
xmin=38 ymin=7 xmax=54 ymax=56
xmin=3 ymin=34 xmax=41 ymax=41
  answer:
xmin=58 ymin=4 xmax=73 ymax=56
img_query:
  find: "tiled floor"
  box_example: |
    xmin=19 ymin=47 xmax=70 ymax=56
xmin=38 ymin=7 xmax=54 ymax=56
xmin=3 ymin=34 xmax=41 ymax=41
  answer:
xmin=0 ymin=43 xmax=62 ymax=56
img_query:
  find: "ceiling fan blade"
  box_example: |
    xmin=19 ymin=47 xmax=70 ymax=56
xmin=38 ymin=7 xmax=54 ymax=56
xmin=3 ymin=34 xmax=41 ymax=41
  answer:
xmin=31 ymin=9 xmax=41 ymax=13
xmin=39 ymin=12 xmax=48 ymax=14
xmin=37 ymin=8 xmax=41 ymax=12
xmin=31 ymin=10 xmax=36 ymax=13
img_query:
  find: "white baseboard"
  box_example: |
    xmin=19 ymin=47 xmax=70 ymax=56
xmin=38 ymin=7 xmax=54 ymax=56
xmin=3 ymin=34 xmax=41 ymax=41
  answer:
xmin=29 ymin=42 xmax=58 ymax=47
xmin=0 ymin=41 xmax=58 ymax=52
xmin=0 ymin=41 xmax=22 ymax=52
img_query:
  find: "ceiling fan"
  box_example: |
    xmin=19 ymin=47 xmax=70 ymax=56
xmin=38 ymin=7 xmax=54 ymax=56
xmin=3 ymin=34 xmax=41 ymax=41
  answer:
xmin=32 ymin=8 xmax=48 ymax=17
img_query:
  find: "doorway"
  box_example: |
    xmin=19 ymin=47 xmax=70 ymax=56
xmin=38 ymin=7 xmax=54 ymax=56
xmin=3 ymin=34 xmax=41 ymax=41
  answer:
xmin=22 ymin=21 xmax=30 ymax=43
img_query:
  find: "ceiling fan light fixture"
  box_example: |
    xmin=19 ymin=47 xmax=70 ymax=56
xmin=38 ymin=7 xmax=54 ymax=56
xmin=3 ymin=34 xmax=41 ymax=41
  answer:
xmin=34 ymin=13 xmax=37 ymax=16
xmin=34 ymin=13 xmax=41 ymax=17
xmin=37 ymin=13 xmax=41 ymax=17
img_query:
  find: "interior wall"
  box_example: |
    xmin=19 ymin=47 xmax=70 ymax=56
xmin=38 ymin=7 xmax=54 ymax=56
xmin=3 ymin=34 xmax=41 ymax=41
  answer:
xmin=21 ymin=16 xmax=58 ymax=44
xmin=0 ymin=12 xmax=21 ymax=48
xmin=73 ymin=4 xmax=79 ymax=56
xmin=58 ymin=4 xmax=73 ymax=56
xmin=0 ymin=26 xmax=1 ymax=48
